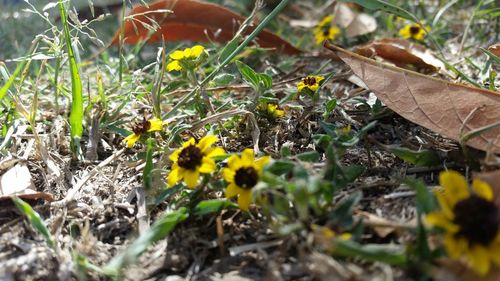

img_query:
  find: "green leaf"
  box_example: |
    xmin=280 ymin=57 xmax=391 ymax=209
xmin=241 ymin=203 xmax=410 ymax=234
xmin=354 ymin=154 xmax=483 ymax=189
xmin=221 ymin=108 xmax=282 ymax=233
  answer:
xmin=218 ymin=35 xmax=241 ymax=64
xmin=143 ymin=138 xmax=155 ymax=190
xmin=267 ymin=160 xmax=295 ymax=176
xmin=324 ymin=99 xmax=337 ymax=116
xmin=212 ymin=73 xmax=236 ymax=86
xmin=192 ymin=199 xmax=237 ymax=215
xmin=59 ymin=0 xmax=84 ymax=156
xmin=103 ymin=208 xmax=188 ymax=276
xmin=334 ymin=239 xmax=408 ymax=265
xmin=405 ymin=179 xmax=437 ymax=214
xmin=13 ymin=197 xmax=55 ymax=248
xmin=258 ymin=73 xmax=273 ymax=90
xmin=340 ymin=0 xmax=416 ymax=21
xmin=332 ymin=191 xmax=362 ymax=223
xmin=296 ymin=151 xmax=320 ymax=162
xmin=480 ymin=47 xmax=500 ymax=64
xmin=384 ymin=145 xmax=440 ymax=167
xmin=154 ymin=185 xmax=182 ymax=206
xmin=235 ymin=60 xmax=260 ymax=90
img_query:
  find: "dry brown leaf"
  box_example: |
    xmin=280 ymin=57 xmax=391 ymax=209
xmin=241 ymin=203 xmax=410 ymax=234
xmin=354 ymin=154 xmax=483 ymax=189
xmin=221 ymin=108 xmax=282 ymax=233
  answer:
xmin=325 ymin=42 xmax=500 ymax=153
xmin=0 ymin=164 xmax=53 ymax=202
xmin=488 ymin=43 xmax=500 ymax=57
xmin=112 ymin=0 xmax=302 ymax=55
xmin=354 ymin=38 xmax=444 ymax=72
xmin=434 ymin=258 xmax=500 ymax=281
xmin=356 ymin=211 xmax=398 ymax=238
xmin=333 ymin=3 xmax=377 ymax=38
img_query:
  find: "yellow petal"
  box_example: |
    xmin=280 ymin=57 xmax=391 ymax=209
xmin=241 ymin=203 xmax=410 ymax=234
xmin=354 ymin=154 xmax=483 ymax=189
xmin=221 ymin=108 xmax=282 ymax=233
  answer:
xmin=228 ymin=154 xmax=242 ymax=170
xmin=489 ymin=242 xmax=500 ymax=265
xmin=182 ymin=138 xmax=196 ymax=148
xmin=183 ymin=169 xmax=200 ymax=189
xmin=434 ymin=189 xmax=455 ymax=220
xmin=309 ymin=83 xmax=319 ymax=92
xmin=317 ymin=15 xmax=333 ymax=27
xmin=472 ymin=179 xmax=494 ymax=201
xmin=167 ymin=60 xmax=182 ymax=72
xmin=199 ymin=157 xmax=216 ymax=173
xmin=169 ymin=148 xmax=182 ymax=162
xmin=124 ymin=133 xmax=140 ymax=148
xmin=241 ymin=149 xmax=255 ymax=166
xmin=439 ymin=170 xmax=470 ymax=207
xmin=197 ymin=135 xmax=217 ymax=153
xmin=297 ymin=81 xmax=306 ymax=92
xmin=425 ymin=212 xmax=459 ymax=232
xmin=237 ymin=190 xmax=252 ymax=211
xmin=223 ymin=168 xmax=235 ymax=183
xmin=225 ymin=183 xmax=240 ymax=198
xmin=206 ymin=147 xmax=225 ymax=158
xmin=399 ymin=26 xmax=411 ymax=39
xmin=169 ymin=50 xmax=185 ymax=60
xmin=183 ymin=47 xmax=192 ymax=58
xmin=189 ymin=45 xmax=205 ymax=58
xmin=254 ymin=156 xmax=270 ymax=172
xmin=315 ymin=76 xmax=325 ymax=83
xmin=467 ymin=245 xmax=491 ymax=276
xmin=443 ymin=234 xmax=466 ymax=259
xmin=167 ymin=165 xmax=182 ymax=186
xmin=147 ymin=118 xmax=163 ymax=132
xmin=339 ymin=233 xmax=352 ymax=241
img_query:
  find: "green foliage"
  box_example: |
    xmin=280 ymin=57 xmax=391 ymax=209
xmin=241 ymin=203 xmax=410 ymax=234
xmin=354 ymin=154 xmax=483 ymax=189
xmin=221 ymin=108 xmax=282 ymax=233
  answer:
xmin=103 ymin=208 xmax=189 ymax=276
xmin=13 ymin=197 xmax=55 ymax=249
xmin=59 ymin=0 xmax=84 ymax=158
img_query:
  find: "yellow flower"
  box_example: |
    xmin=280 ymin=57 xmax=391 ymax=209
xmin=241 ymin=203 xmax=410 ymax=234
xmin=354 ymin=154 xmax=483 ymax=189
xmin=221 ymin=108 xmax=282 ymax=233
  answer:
xmin=258 ymin=103 xmax=285 ymax=119
xmin=398 ymin=23 xmax=430 ymax=41
xmin=167 ymin=45 xmax=206 ymax=72
xmin=425 ymin=170 xmax=500 ymax=276
xmin=223 ymin=149 xmax=270 ymax=211
xmin=297 ymin=75 xmax=324 ymax=93
xmin=167 ymin=135 xmax=225 ymax=189
xmin=313 ymin=15 xmax=340 ymax=45
xmin=267 ymin=104 xmax=285 ymax=118
xmin=123 ymin=117 xmax=163 ymax=148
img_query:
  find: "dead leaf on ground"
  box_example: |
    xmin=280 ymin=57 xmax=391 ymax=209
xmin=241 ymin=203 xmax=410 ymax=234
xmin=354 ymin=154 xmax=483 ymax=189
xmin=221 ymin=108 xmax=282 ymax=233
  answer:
xmin=325 ymin=42 xmax=500 ymax=153
xmin=112 ymin=0 xmax=302 ymax=55
xmin=356 ymin=211 xmax=399 ymax=238
xmin=354 ymin=38 xmax=445 ymax=73
xmin=488 ymin=43 xmax=500 ymax=57
xmin=0 ymin=163 xmax=53 ymax=202
xmin=333 ymin=3 xmax=377 ymax=38
xmin=434 ymin=258 xmax=500 ymax=281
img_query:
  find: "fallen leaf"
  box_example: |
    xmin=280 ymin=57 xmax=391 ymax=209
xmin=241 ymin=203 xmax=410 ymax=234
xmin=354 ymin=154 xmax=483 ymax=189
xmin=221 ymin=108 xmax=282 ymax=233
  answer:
xmin=488 ymin=43 xmax=500 ymax=57
xmin=0 ymin=164 xmax=53 ymax=202
xmin=434 ymin=258 xmax=500 ymax=281
xmin=333 ymin=3 xmax=377 ymax=38
xmin=354 ymin=38 xmax=445 ymax=72
xmin=112 ymin=0 xmax=302 ymax=55
xmin=325 ymin=42 xmax=500 ymax=153
xmin=356 ymin=211 xmax=398 ymax=238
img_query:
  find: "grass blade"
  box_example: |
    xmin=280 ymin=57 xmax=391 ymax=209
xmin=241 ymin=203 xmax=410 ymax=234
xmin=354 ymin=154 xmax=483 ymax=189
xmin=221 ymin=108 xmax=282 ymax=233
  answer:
xmin=12 ymin=197 xmax=55 ymax=249
xmin=59 ymin=0 xmax=84 ymax=158
xmin=103 ymin=208 xmax=188 ymax=276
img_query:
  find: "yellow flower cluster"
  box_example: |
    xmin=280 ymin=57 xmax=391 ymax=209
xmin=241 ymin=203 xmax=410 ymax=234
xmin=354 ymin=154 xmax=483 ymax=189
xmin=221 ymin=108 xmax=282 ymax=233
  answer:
xmin=167 ymin=45 xmax=206 ymax=72
xmin=313 ymin=15 xmax=340 ymax=45
xmin=426 ymin=170 xmax=500 ymax=275
xmin=167 ymin=137 xmax=270 ymax=211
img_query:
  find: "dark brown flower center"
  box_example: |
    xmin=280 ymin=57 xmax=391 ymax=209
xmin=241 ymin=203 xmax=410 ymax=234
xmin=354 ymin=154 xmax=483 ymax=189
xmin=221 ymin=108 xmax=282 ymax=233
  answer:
xmin=132 ymin=117 xmax=151 ymax=135
xmin=177 ymin=145 xmax=203 ymax=170
xmin=303 ymin=77 xmax=317 ymax=86
xmin=409 ymin=26 xmax=421 ymax=35
xmin=322 ymin=26 xmax=331 ymax=36
xmin=234 ymin=167 xmax=258 ymax=189
xmin=453 ymin=195 xmax=499 ymax=246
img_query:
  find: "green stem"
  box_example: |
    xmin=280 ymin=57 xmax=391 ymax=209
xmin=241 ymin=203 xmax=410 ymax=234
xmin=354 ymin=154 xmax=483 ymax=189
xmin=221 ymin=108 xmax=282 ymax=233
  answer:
xmin=164 ymin=0 xmax=292 ymax=119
